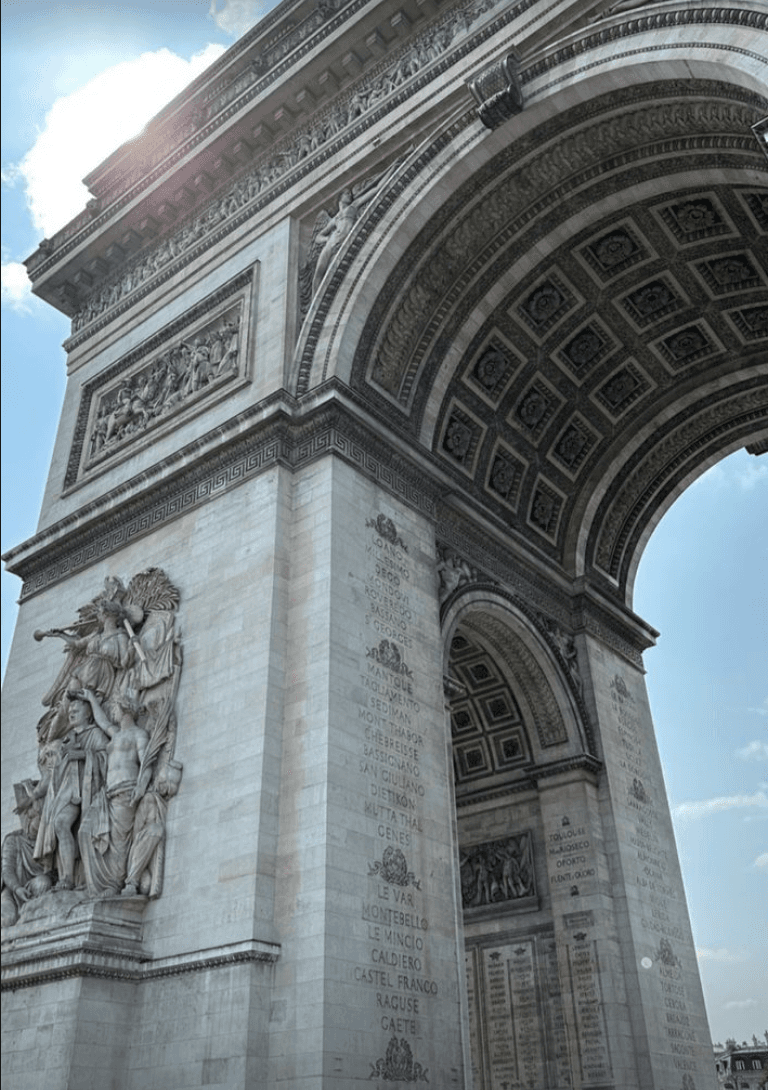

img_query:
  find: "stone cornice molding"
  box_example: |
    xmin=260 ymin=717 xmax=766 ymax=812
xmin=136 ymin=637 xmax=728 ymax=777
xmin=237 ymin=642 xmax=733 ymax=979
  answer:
xmin=3 ymin=386 xmax=442 ymax=599
xmin=1 ymin=938 xmax=281 ymax=992
xmin=0 ymin=379 xmax=626 ymax=673
xmin=29 ymin=3 xmax=762 ymax=334
xmin=0 ymin=376 xmax=730 ymax=680
xmin=455 ymin=752 xmax=603 ymax=807
xmin=523 ymin=3 xmax=767 ymax=96
xmin=29 ymin=0 xmax=528 ymax=311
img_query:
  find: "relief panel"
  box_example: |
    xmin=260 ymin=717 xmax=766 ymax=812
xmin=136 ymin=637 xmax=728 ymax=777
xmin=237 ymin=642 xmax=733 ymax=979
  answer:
xmin=65 ymin=269 xmax=257 ymax=487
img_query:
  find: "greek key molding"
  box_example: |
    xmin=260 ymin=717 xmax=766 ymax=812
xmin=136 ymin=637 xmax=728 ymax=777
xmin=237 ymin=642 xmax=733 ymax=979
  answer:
xmin=5 ymin=396 xmax=436 ymax=601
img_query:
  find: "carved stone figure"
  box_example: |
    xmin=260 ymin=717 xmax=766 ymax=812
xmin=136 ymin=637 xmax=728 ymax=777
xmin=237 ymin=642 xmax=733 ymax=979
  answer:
xmin=1 ymin=783 xmax=51 ymax=926
xmin=298 ymin=160 xmax=401 ymax=317
xmin=122 ymin=758 xmax=182 ymax=898
xmin=539 ymin=615 xmax=583 ymax=694
xmin=81 ymin=309 xmax=242 ymax=469
xmin=23 ymin=695 xmax=109 ymax=890
xmin=4 ymin=569 xmax=183 ymax=917
xmin=436 ymin=543 xmax=481 ymax=602
xmin=76 ymin=687 xmax=149 ymax=898
xmin=460 ymin=833 xmax=534 ymax=908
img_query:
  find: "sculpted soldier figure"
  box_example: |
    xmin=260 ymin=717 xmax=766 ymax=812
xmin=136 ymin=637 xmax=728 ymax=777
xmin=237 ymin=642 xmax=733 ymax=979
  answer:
xmin=5 ymin=568 xmax=183 ymax=914
xmin=2 ymin=783 xmax=51 ymax=926
xmin=17 ymin=694 xmax=108 ymax=891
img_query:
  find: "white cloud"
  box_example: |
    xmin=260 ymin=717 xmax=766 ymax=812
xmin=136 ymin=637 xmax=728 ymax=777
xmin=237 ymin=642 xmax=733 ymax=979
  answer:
xmin=1 ymin=262 xmax=34 ymax=312
xmin=209 ymin=0 xmax=266 ymax=37
xmin=737 ymin=459 xmax=768 ymax=490
xmin=724 ymin=999 xmax=758 ymax=1009
xmin=691 ymin=456 xmax=768 ymax=492
xmin=746 ymin=698 xmax=768 ymax=718
xmin=1 ymin=163 xmax=22 ymax=187
xmin=15 ymin=43 xmax=226 ymax=238
xmin=754 ymin=852 xmax=768 ymax=870
xmin=672 ymin=789 xmax=768 ymax=822
xmin=738 ymin=738 xmax=768 ymax=760
xmin=697 ymin=947 xmax=744 ymax=963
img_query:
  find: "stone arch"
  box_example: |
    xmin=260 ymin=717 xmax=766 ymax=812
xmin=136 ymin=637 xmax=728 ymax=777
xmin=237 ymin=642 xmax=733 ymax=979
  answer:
xmin=293 ymin=11 xmax=767 ymax=398
xmin=441 ymin=587 xmax=595 ymax=804
xmin=292 ymin=15 xmax=767 ymax=604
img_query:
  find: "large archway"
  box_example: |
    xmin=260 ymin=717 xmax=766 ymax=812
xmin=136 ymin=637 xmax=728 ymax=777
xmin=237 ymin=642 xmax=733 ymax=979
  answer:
xmin=294 ymin=32 xmax=768 ymax=606
xmin=3 ymin=2 xmax=766 ymax=1086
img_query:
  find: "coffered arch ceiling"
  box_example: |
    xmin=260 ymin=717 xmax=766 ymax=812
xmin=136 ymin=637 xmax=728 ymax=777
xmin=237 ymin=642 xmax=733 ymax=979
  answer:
xmin=335 ymin=74 xmax=768 ymax=606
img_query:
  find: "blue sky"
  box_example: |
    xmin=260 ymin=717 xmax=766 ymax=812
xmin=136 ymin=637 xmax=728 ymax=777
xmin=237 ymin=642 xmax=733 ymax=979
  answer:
xmin=1 ymin=0 xmax=766 ymax=1046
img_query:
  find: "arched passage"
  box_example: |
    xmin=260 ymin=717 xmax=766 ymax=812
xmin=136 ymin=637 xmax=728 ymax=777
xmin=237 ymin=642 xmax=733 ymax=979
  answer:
xmin=294 ymin=19 xmax=768 ymax=606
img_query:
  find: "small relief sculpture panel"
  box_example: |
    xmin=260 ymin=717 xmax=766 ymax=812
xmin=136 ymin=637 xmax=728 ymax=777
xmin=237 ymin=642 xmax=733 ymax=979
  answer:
xmin=3 ymin=569 xmax=183 ymax=919
xmin=65 ymin=271 xmax=254 ymax=489
xmin=369 ymin=1036 xmax=429 ymax=1082
xmin=537 ymin=614 xmax=583 ymax=695
xmin=368 ymin=847 xmax=421 ymax=890
xmin=436 ymin=544 xmax=482 ymax=604
xmin=367 ymin=640 xmax=413 ymax=677
xmin=460 ymin=832 xmax=535 ymax=910
xmin=84 ymin=302 xmax=243 ymax=472
xmin=366 ymin=514 xmax=408 ymax=550
xmin=298 ymin=160 xmax=401 ymax=321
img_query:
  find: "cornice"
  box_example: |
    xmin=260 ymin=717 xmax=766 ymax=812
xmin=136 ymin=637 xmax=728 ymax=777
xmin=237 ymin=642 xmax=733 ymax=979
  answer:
xmin=3 ymin=387 xmax=443 ymax=600
xmin=27 ymin=0 xmax=527 ymax=306
xmin=2 ymin=379 xmax=603 ymax=619
xmin=1 ymin=937 xmax=281 ymax=992
xmin=27 ymin=1 xmax=763 ymax=331
xmin=25 ymin=0 xmax=370 ymax=274
xmin=455 ymin=752 xmax=603 ymax=807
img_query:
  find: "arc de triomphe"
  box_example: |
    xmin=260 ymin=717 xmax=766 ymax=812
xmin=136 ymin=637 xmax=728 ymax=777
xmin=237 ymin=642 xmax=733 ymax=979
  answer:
xmin=2 ymin=1 xmax=766 ymax=1087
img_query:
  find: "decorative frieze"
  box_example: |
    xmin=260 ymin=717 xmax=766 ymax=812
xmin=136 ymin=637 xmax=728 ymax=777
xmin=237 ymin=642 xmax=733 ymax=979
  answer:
xmin=65 ymin=269 xmax=256 ymax=489
xmin=63 ymin=0 xmax=522 ymax=341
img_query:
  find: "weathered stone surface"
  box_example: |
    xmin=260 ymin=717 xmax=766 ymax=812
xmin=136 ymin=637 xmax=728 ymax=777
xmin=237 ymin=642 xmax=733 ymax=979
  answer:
xmin=5 ymin=0 xmax=766 ymax=1085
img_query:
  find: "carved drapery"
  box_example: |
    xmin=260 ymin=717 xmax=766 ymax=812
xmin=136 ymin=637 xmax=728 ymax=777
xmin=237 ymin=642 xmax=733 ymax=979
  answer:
xmin=1 ymin=569 xmax=183 ymax=926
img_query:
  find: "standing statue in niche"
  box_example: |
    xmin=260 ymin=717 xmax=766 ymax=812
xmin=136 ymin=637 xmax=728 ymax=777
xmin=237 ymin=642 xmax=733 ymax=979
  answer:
xmin=3 ymin=568 xmax=183 ymax=919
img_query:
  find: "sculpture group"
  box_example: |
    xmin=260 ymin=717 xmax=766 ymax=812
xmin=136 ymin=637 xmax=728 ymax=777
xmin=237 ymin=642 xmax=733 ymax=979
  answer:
xmin=87 ymin=309 xmax=241 ymax=466
xmin=460 ymin=833 xmax=534 ymax=909
xmin=1 ymin=569 xmax=183 ymax=926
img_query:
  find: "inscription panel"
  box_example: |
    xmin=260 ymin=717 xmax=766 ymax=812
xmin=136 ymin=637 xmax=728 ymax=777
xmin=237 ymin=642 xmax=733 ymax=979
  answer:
xmin=336 ymin=502 xmax=461 ymax=1084
xmin=467 ymin=934 xmax=570 ymax=1090
xmin=566 ymin=935 xmax=612 ymax=1086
